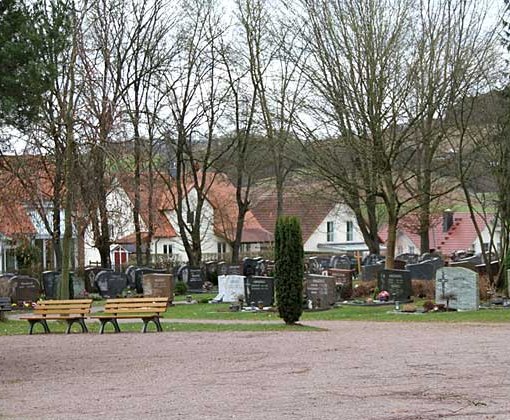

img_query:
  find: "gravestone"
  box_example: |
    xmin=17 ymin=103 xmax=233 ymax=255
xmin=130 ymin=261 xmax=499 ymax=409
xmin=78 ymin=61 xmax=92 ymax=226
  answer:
xmin=328 ymin=268 xmax=353 ymax=300
xmin=42 ymin=271 xmax=60 ymax=299
xmin=245 ymin=276 xmax=274 ymax=307
xmin=84 ymin=267 xmax=112 ymax=293
xmin=134 ymin=268 xmax=166 ymax=294
xmin=363 ymin=254 xmax=385 ymax=266
xmin=216 ymin=275 xmax=246 ymax=302
xmin=393 ymin=259 xmax=407 ymax=270
xmin=330 ymin=255 xmax=352 ymax=270
xmin=435 ymin=267 xmax=479 ymax=311
xmin=9 ymin=276 xmax=40 ymax=303
xmin=0 ymin=273 xmax=15 ymax=296
xmin=142 ymin=273 xmax=173 ymax=299
xmin=205 ymin=261 xmax=218 ymax=285
xmin=377 ymin=269 xmax=412 ymax=302
xmin=72 ymin=274 xmax=85 ymax=297
xmin=226 ymin=265 xmax=242 ymax=276
xmin=305 ymin=274 xmax=336 ymax=308
xmin=125 ymin=265 xmax=137 ymax=288
xmin=243 ymin=257 xmax=265 ymax=277
xmin=217 ymin=261 xmax=228 ymax=276
xmin=95 ymin=271 xmax=128 ymax=298
xmin=449 ymin=255 xmax=482 ymax=271
xmin=396 ymin=253 xmax=420 ymax=264
xmin=406 ymin=261 xmax=436 ymax=281
xmin=361 ymin=263 xmax=384 ymax=282
xmin=188 ymin=268 xmax=204 ymax=291
xmin=177 ymin=265 xmax=190 ymax=284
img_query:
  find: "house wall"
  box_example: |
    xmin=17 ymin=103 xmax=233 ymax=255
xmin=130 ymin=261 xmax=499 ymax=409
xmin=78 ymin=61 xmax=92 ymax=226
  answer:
xmin=395 ymin=232 xmax=419 ymax=256
xmin=162 ymin=188 xmax=231 ymax=263
xmin=304 ymin=204 xmax=364 ymax=252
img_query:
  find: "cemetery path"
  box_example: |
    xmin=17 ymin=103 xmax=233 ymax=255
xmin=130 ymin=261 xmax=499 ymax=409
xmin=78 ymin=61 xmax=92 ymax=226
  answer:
xmin=2 ymin=321 xmax=510 ymax=419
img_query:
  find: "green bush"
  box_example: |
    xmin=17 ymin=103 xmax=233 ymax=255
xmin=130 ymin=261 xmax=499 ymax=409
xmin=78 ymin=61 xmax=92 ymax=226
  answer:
xmin=275 ymin=216 xmax=304 ymax=324
xmin=174 ymin=280 xmax=188 ymax=296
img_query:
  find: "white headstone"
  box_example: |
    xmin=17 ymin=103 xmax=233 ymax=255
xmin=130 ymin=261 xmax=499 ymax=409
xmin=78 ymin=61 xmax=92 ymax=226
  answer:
xmin=435 ymin=267 xmax=479 ymax=311
xmin=218 ymin=275 xmax=246 ymax=302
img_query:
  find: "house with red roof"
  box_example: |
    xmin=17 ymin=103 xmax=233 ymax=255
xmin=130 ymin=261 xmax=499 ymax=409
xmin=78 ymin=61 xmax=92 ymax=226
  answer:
xmin=85 ymin=171 xmax=272 ymax=266
xmin=378 ymin=210 xmax=498 ymax=259
xmin=250 ymin=187 xmax=367 ymax=254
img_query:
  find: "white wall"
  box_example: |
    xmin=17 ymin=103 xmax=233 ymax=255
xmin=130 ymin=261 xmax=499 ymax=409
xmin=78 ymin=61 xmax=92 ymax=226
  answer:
xmin=304 ymin=204 xmax=364 ymax=252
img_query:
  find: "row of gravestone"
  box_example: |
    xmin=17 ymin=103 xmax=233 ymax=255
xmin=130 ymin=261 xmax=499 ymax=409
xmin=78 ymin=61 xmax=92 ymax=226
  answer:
xmin=212 ymin=275 xmax=276 ymax=307
xmin=361 ymin=255 xmax=444 ymax=282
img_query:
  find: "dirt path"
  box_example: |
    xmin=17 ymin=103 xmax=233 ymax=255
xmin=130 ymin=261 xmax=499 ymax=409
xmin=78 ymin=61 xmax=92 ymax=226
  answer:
xmin=1 ymin=321 xmax=509 ymax=419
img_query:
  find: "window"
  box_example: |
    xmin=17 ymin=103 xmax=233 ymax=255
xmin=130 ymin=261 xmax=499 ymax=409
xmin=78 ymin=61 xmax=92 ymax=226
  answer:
xmin=346 ymin=221 xmax=353 ymax=242
xmin=327 ymin=221 xmax=334 ymax=242
xmin=217 ymin=242 xmax=226 ymax=254
xmin=409 ymin=245 xmax=415 ymax=254
xmin=163 ymin=244 xmax=172 ymax=255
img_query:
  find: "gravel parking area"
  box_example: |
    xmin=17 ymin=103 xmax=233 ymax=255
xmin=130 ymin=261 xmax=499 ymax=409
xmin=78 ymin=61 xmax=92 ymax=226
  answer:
xmin=1 ymin=321 xmax=510 ymax=419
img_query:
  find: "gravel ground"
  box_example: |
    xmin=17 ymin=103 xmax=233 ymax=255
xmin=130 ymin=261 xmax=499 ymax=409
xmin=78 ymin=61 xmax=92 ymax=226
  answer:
xmin=1 ymin=321 xmax=510 ymax=420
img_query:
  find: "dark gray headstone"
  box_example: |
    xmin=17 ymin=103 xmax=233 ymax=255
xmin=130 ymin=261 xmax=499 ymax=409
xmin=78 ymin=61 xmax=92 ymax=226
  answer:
xmin=361 ymin=263 xmax=384 ymax=282
xmin=245 ymin=276 xmax=274 ymax=307
xmin=305 ymin=274 xmax=336 ymax=308
xmin=393 ymin=259 xmax=407 ymax=270
xmin=226 ymin=265 xmax=241 ymax=276
xmin=396 ymin=253 xmax=420 ymax=264
xmin=449 ymin=255 xmax=482 ymax=271
xmin=95 ymin=271 xmax=128 ymax=298
xmin=84 ymin=267 xmax=112 ymax=293
xmin=436 ymin=267 xmax=479 ymax=311
xmin=242 ymin=258 xmax=265 ymax=277
xmin=377 ymin=269 xmax=412 ymax=302
xmin=9 ymin=276 xmax=40 ymax=303
xmin=217 ymin=261 xmax=227 ymax=276
xmin=177 ymin=265 xmax=190 ymax=284
xmin=328 ymin=268 xmax=353 ymax=300
xmin=42 ymin=271 xmax=60 ymax=299
xmin=188 ymin=268 xmax=204 ymax=291
xmin=406 ymin=261 xmax=436 ymax=281
xmin=125 ymin=265 xmax=137 ymax=288
xmin=330 ymin=255 xmax=352 ymax=270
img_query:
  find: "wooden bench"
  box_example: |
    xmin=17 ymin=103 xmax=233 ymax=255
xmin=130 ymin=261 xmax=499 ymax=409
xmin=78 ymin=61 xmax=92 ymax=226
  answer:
xmin=20 ymin=299 xmax=93 ymax=334
xmin=90 ymin=297 xmax=169 ymax=334
xmin=0 ymin=297 xmax=12 ymax=320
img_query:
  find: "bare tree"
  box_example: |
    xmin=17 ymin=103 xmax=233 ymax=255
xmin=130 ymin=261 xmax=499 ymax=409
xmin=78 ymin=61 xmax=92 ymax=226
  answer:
xmin=160 ymin=0 xmax=234 ymax=267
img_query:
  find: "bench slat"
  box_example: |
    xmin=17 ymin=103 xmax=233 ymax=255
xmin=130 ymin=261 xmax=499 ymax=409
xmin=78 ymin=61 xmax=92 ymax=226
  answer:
xmin=38 ymin=299 xmax=93 ymax=305
xmin=105 ymin=298 xmax=168 ymax=304
xmin=104 ymin=303 xmax=167 ymax=309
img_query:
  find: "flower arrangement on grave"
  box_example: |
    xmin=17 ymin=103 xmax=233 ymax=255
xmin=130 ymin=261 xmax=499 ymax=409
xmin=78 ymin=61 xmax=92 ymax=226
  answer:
xmin=377 ymin=290 xmax=390 ymax=301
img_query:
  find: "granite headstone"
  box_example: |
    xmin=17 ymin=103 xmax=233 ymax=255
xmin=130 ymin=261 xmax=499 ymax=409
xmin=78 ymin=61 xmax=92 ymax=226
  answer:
xmin=142 ymin=273 xmax=173 ymax=299
xmin=245 ymin=276 xmax=274 ymax=307
xmin=217 ymin=275 xmax=246 ymax=302
xmin=95 ymin=271 xmax=128 ymax=298
xmin=328 ymin=268 xmax=353 ymax=300
xmin=305 ymin=274 xmax=336 ymax=308
xmin=9 ymin=276 xmax=40 ymax=303
xmin=188 ymin=268 xmax=204 ymax=291
xmin=377 ymin=269 xmax=412 ymax=302
xmin=435 ymin=267 xmax=479 ymax=311
xmin=0 ymin=273 xmax=15 ymax=296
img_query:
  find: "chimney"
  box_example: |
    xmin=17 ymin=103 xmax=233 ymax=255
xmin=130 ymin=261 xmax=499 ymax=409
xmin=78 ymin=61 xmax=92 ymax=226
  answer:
xmin=443 ymin=209 xmax=453 ymax=233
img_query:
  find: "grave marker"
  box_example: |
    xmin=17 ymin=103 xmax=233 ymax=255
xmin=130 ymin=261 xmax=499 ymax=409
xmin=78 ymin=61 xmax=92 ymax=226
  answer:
xmin=0 ymin=273 xmax=15 ymax=296
xmin=328 ymin=268 xmax=353 ymax=300
xmin=377 ymin=269 xmax=412 ymax=302
xmin=142 ymin=273 xmax=173 ymax=300
xmin=435 ymin=267 xmax=479 ymax=311
xmin=217 ymin=275 xmax=246 ymax=302
xmin=305 ymin=274 xmax=336 ymax=308
xmin=9 ymin=276 xmax=40 ymax=303
xmin=95 ymin=271 xmax=127 ymax=298
xmin=188 ymin=268 xmax=204 ymax=291
xmin=245 ymin=276 xmax=274 ymax=307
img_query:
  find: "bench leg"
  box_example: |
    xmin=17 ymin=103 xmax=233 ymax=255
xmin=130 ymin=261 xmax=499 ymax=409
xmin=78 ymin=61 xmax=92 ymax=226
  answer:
xmin=65 ymin=319 xmax=88 ymax=334
xmin=99 ymin=318 xmax=121 ymax=334
xmin=142 ymin=316 xmax=162 ymax=333
xmin=29 ymin=320 xmax=50 ymax=335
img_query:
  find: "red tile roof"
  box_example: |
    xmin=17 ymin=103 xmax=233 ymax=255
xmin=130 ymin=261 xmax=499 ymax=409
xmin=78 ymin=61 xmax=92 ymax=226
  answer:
xmin=379 ymin=212 xmax=492 ymax=257
xmin=250 ymin=186 xmax=336 ymax=242
xmin=117 ymin=171 xmax=271 ymax=243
